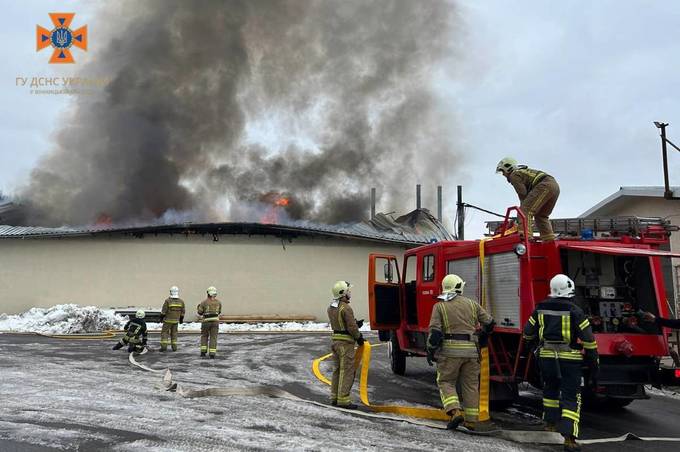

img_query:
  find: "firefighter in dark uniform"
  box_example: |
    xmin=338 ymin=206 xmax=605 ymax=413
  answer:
xmin=523 ymin=274 xmax=599 ymax=452
xmin=160 ymin=285 xmax=185 ymax=352
xmin=327 ymin=280 xmax=365 ymax=409
xmin=427 ymin=274 xmax=495 ymax=431
xmin=496 ymin=157 xmax=560 ymax=241
xmin=112 ymin=309 xmax=148 ymax=353
xmin=197 ymin=286 xmax=221 ymax=359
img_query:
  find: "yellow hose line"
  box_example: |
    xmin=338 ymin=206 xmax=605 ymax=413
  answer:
xmin=313 ymin=342 xmax=449 ymax=422
xmin=39 ymin=330 xmax=122 ymax=340
xmin=478 ymin=238 xmax=491 ymax=422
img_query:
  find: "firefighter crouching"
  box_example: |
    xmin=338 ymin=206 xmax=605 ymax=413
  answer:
xmin=328 ymin=280 xmax=365 ymax=409
xmin=112 ymin=309 xmax=148 ymax=353
xmin=523 ymin=274 xmax=599 ymax=452
xmin=426 ymin=274 xmax=495 ymax=431
xmin=496 ymin=157 xmax=560 ymax=241
xmin=198 ymin=286 xmax=222 ymax=359
xmin=160 ymin=285 xmax=185 ymax=352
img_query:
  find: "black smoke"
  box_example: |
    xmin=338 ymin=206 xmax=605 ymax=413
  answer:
xmin=18 ymin=0 xmax=459 ymax=226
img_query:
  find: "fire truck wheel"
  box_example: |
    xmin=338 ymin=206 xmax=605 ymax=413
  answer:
xmin=388 ymin=331 xmax=406 ymax=376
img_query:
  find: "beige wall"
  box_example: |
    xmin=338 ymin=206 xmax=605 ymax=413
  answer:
xmin=0 ymin=234 xmax=408 ymax=320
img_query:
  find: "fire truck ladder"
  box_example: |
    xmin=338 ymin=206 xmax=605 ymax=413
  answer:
xmin=486 ymin=216 xmax=678 ymax=239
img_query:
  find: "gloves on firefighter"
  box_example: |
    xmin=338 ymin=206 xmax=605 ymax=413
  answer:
xmin=356 ymin=335 xmax=365 ymax=346
xmin=477 ymin=320 xmax=496 ymax=348
xmin=426 ymin=348 xmax=437 ymax=366
xmin=179 ymin=316 xmax=184 ymax=324
xmin=585 ymin=349 xmax=599 ymax=387
xmin=159 ymin=315 xmax=165 ymax=323
xmin=356 ymin=319 xmax=364 ymax=329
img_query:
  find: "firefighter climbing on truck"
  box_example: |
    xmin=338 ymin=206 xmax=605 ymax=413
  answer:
xmin=496 ymin=157 xmax=560 ymax=241
xmin=427 ymin=274 xmax=495 ymax=430
xmin=523 ymin=274 xmax=599 ymax=452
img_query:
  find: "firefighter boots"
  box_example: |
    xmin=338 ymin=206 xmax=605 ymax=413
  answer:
xmin=112 ymin=343 xmax=123 ymax=350
xmin=447 ymin=409 xmax=465 ymax=430
xmin=564 ymin=436 xmax=581 ymax=452
xmin=544 ymin=423 xmax=557 ymax=432
xmin=209 ymin=354 xmax=215 ymax=359
xmin=463 ymin=421 xmax=476 ymax=431
xmin=337 ymin=403 xmax=358 ymax=410
xmin=201 ymin=351 xmax=207 ymax=358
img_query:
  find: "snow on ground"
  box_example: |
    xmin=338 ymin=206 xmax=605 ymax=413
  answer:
xmin=0 ymin=333 xmax=532 ymax=452
xmin=645 ymin=386 xmax=680 ymax=400
xmin=0 ymin=304 xmax=372 ymax=334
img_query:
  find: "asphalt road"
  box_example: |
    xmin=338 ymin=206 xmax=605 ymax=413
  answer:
xmin=0 ymin=332 xmax=678 ymax=451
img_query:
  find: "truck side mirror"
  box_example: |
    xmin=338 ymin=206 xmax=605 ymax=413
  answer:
xmin=384 ymin=262 xmax=393 ymax=282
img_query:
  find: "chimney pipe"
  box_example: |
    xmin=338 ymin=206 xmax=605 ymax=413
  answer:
xmin=370 ymin=187 xmax=376 ymax=220
xmin=437 ymin=185 xmax=443 ymax=221
xmin=416 ymin=184 xmax=421 ymax=210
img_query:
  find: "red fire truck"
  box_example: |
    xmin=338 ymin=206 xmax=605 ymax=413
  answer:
xmin=368 ymin=208 xmax=680 ymax=408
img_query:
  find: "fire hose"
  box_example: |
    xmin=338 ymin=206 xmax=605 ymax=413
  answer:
xmin=125 ymin=343 xmax=680 ymax=446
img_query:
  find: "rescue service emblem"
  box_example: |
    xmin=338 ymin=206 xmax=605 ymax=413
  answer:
xmin=36 ymin=13 xmax=88 ymax=64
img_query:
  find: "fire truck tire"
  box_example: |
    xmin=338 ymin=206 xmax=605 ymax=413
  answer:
xmin=389 ymin=331 xmax=406 ymax=375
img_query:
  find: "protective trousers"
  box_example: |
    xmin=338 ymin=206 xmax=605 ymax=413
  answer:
xmin=201 ymin=321 xmax=219 ymax=356
xmin=116 ymin=335 xmax=142 ymax=352
xmin=436 ymin=356 xmax=481 ymax=422
xmin=160 ymin=322 xmax=179 ymax=351
xmin=330 ymin=341 xmax=356 ymax=406
xmin=539 ymin=357 xmax=583 ymax=438
xmin=520 ymin=176 xmax=560 ymax=241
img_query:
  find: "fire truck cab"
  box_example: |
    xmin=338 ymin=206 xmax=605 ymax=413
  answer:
xmin=368 ymin=208 xmax=680 ymax=408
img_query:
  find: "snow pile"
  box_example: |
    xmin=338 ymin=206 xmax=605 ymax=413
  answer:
xmin=0 ymin=304 xmax=126 ymax=334
xmin=145 ymin=321 xmax=373 ymax=332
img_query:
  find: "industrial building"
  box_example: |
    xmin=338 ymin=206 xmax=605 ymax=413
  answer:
xmin=0 ymin=210 xmax=451 ymax=320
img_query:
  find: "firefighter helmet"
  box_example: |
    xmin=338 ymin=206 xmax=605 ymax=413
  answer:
xmin=496 ymin=157 xmax=518 ymax=174
xmin=332 ymin=281 xmax=352 ymax=300
xmin=135 ymin=309 xmax=146 ymax=319
xmin=441 ymin=274 xmax=465 ymax=295
xmin=207 ymin=286 xmax=218 ymax=297
xmin=169 ymin=286 xmax=179 ymax=299
xmin=550 ymin=274 xmax=575 ymax=298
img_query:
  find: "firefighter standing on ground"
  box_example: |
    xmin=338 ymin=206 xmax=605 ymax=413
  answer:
xmin=426 ymin=274 xmax=495 ymax=430
xmin=523 ymin=274 xmax=599 ymax=452
xmin=198 ymin=286 xmax=222 ymax=359
xmin=112 ymin=309 xmax=148 ymax=353
xmin=328 ymin=280 xmax=365 ymax=409
xmin=496 ymin=157 xmax=560 ymax=241
xmin=160 ymin=286 xmax=185 ymax=352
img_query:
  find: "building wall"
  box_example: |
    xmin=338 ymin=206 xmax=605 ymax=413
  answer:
xmin=0 ymin=233 xmax=408 ymax=321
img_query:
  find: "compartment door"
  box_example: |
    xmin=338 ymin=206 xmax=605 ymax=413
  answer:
xmin=368 ymin=254 xmax=402 ymax=330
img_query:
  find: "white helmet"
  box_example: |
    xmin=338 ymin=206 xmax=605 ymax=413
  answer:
xmin=496 ymin=157 xmax=518 ymax=175
xmin=169 ymin=286 xmax=179 ymax=299
xmin=135 ymin=309 xmax=146 ymax=319
xmin=441 ymin=274 xmax=465 ymax=295
xmin=332 ymin=281 xmax=352 ymax=300
xmin=550 ymin=274 xmax=575 ymax=298
xmin=207 ymin=286 xmax=218 ymax=297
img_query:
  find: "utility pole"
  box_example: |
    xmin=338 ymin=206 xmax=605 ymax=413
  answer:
xmin=457 ymin=185 xmax=464 ymax=240
xmin=654 ymin=121 xmax=680 ymax=200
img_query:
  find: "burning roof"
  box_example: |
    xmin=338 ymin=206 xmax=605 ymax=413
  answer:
xmin=0 ymin=209 xmax=451 ymax=245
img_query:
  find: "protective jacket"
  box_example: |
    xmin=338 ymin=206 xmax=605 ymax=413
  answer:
xmin=427 ymin=294 xmax=493 ymax=358
xmin=328 ymin=300 xmax=361 ymax=343
xmin=506 ymin=166 xmax=551 ymax=201
xmin=197 ymin=298 xmax=222 ymax=322
xmin=523 ymin=297 xmax=598 ymax=361
xmin=161 ymin=297 xmax=185 ymax=323
xmin=124 ymin=318 xmax=148 ymax=344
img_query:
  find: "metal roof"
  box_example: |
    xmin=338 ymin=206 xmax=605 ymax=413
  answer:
xmin=580 ymin=186 xmax=680 ymax=218
xmin=0 ymin=209 xmax=452 ymax=246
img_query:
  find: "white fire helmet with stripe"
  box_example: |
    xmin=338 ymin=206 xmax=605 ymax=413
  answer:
xmin=135 ymin=309 xmax=146 ymax=319
xmin=550 ymin=274 xmax=575 ymax=298
xmin=496 ymin=156 xmax=518 ymax=175
xmin=169 ymin=286 xmax=179 ymax=299
xmin=439 ymin=274 xmax=465 ymax=301
xmin=332 ymin=281 xmax=352 ymax=300
xmin=207 ymin=286 xmax=218 ymax=297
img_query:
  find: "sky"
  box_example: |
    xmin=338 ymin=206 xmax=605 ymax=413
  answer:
xmin=1 ymin=1 xmax=680 ymax=236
